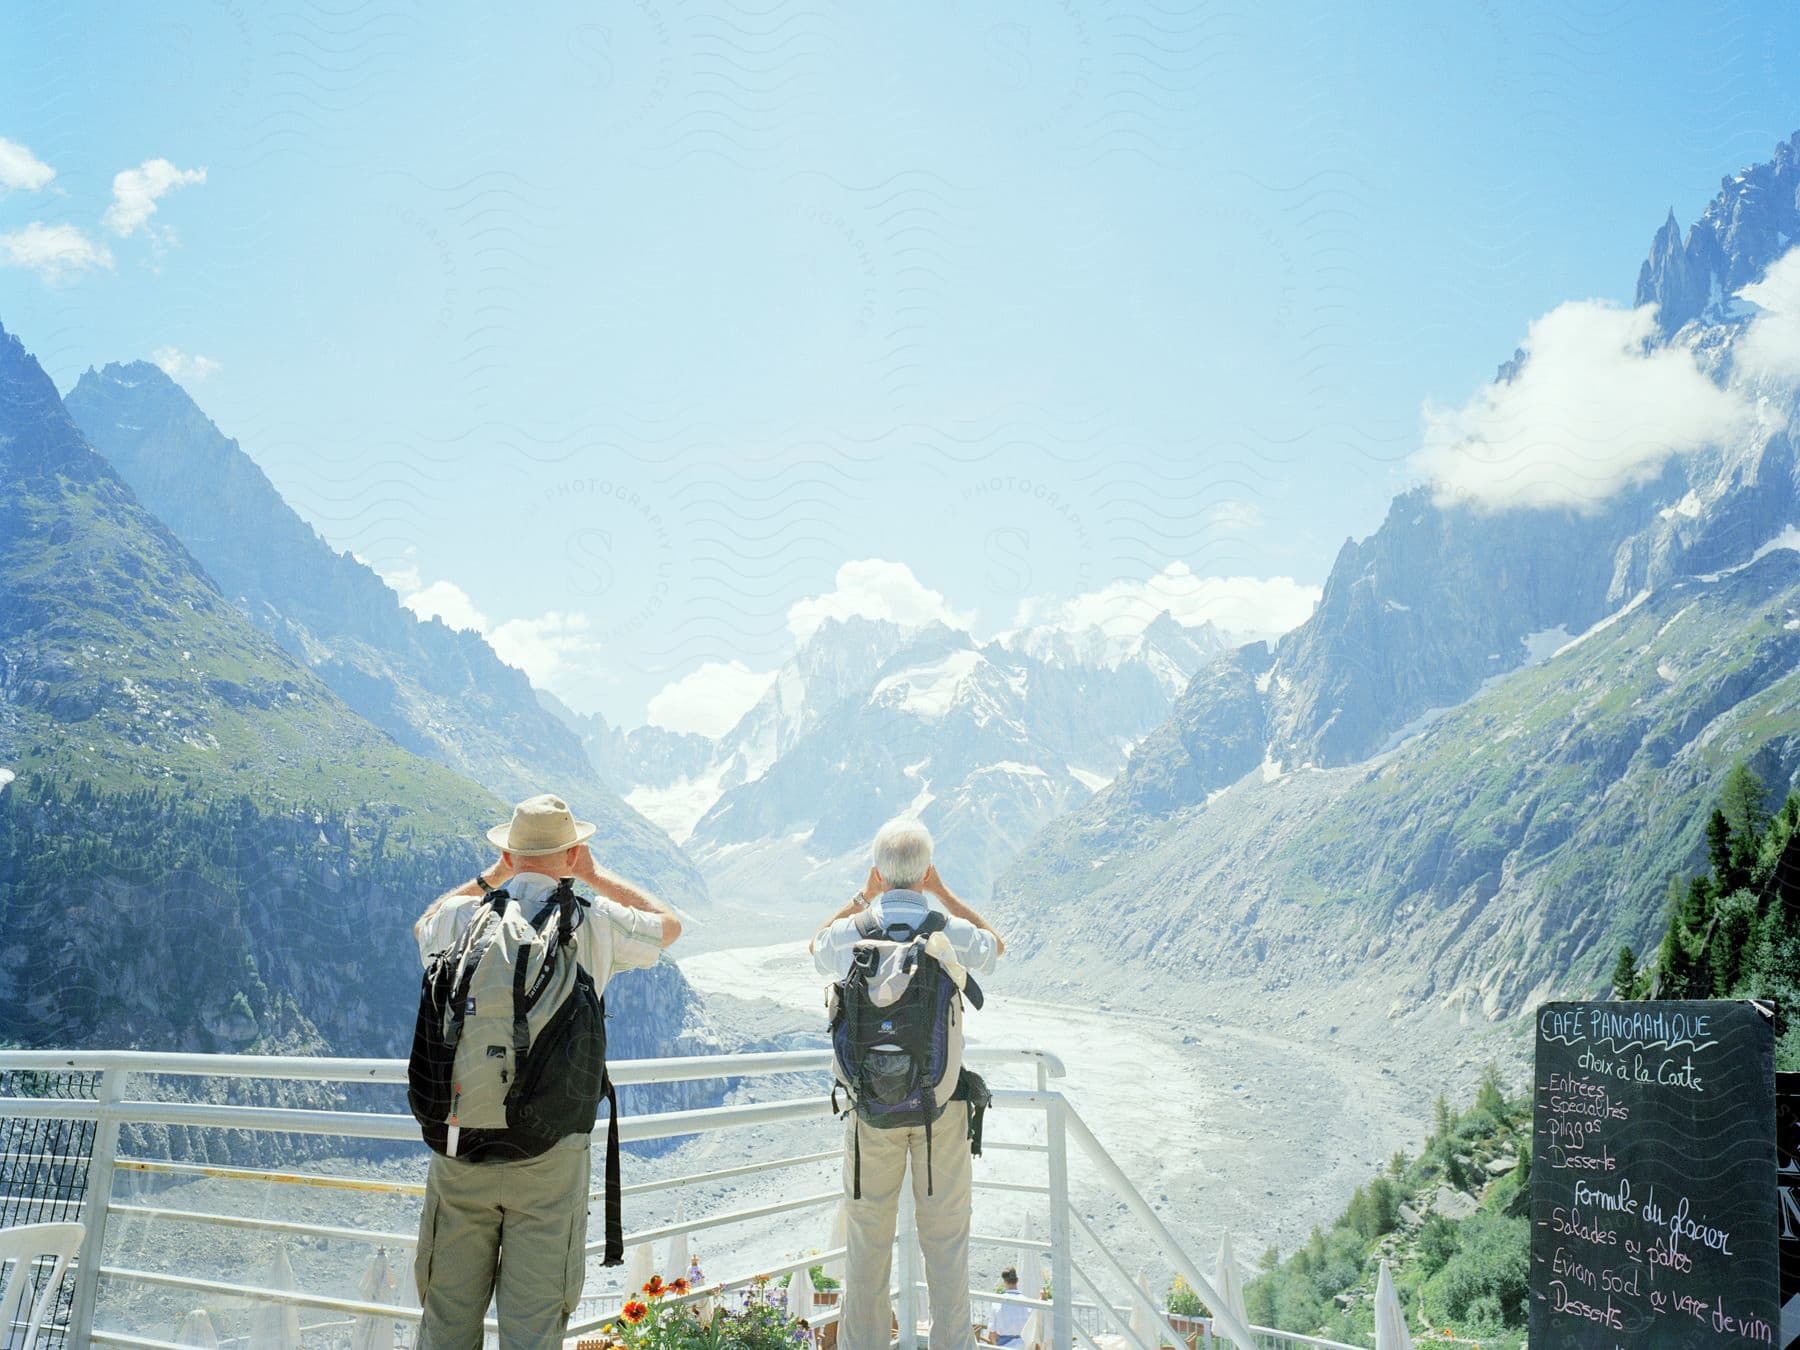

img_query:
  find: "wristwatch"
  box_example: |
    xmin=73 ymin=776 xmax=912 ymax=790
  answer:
xmin=851 ymin=890 xmax=868 ymax=910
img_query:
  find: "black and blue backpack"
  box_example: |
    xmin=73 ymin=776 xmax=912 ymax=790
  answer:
xmin=828 ymin=900 xmax=991 ymax=1196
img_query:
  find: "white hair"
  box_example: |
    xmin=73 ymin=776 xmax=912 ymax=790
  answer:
xmin=872 ymin=816 xmax=933 ymax=890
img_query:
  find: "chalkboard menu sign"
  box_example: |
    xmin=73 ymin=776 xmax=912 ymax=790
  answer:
xmin=1531 ymin=1000 xmax=1778 ymax=1348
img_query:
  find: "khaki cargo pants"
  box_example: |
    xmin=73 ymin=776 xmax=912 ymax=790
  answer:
xmin=414 ymin=1133 xmax=592 ymax=1349
xmin=840 ymin=1102 xmax=975 ymax=1350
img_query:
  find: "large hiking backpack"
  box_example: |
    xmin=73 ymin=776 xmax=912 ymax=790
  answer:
xmin=828 ymin=900 xmax=990 ymax=1197
xmin=407 ymin=877 xmax=624 ymax=1263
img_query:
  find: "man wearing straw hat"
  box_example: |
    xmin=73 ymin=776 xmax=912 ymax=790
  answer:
xmin=412 ymin=793 xmax=682 ymax=1349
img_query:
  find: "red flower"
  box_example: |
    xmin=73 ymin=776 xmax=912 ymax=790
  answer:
xmin=670 ymin=1277 xmax=690 ymax=1295
xmin=621 ymin=1300 xmax=649 ymax=1324
xmin=644 ymin=1275 xmax=666 ymax=1297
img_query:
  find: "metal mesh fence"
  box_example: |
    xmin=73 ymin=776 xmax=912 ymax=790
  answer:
xmin=0 ymin=1068 xmax=98 ymax=1349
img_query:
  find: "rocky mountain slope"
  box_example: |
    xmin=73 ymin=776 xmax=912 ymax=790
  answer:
xmin=995 ymin=132 xmax=1800 ymax=1065
xmin=0 ymin=321 xmax=716 ymax=1095
xmin=64 ymin=363 xmax=706 ymax=911
xmin=1637 ymin=133 xmax=1799 ymax=336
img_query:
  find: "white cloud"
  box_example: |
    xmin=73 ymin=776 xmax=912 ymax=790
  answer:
xmin=1414 ymin=300 xmax=1765 ymax=513
xmin=104 ymin=158 xmax=206 ymax=237
xmin=1736 ymin=246 xmax=1800 ymax=384
xmin=400 ymin=579 xmax=489 ymax=634
xmin=786 ymin=559 xmax=975 ymax=644
xmin=378 ymin=558 xmax=602 ymax=702
xmin=372 ymin=558 xmax=422 ymax=595
xmin=488 ymin=612 xmax=604 ymax=691
xmin=0 ymin=137 xmax=54 ymax=191
xmin=645 ymin=660 xmax=778 ymax=737
xmin=0 ymin=222 xmax=113 ymax=283
xmin=152 ymin=346 xmax=221 ymax=381
xmin=1017 ymin=561 xmax=1319 ymax=642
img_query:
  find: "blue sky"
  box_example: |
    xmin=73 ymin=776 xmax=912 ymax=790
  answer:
xmin=4 ymin=1 xmax=1798 ymax=729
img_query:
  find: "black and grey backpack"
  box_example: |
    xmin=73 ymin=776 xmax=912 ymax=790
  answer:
xmin=407 ymin=877 xmax=623 ymax=1263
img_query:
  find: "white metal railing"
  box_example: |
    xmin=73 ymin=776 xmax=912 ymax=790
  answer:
xmin=0 ymin=1046 xmax=1275 ymax=1349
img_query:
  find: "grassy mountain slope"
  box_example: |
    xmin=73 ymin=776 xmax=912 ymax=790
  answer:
xmin=0 ymin=321 xmax=714 ymax=1088
xmin=63 ymin=361 xmax=708 ymax=910
xmin=1241 ymin=1075 xmax=1530 ymax=1349
xmin=0 ymin=329 xmax=491 ymax=821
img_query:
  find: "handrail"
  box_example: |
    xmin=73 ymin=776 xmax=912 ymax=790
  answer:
xmin=1069 ymin=1208 xmax=1208 ymax=1350
xmin=1247 ymin=1329 xmax=1368 ymax=1350
xmin=1062 ymin=1103 xmax=1259 ymax=1350
xmin=0 ymin=1045 xmax=1316 ymax=1349
xmin=0 ymin=1044 xmax=1068 ymax=1083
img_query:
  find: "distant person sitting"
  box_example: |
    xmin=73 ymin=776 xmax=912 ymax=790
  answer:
xmin=408 ymin=793 xmax=682 ymax=1349
xmin=812 ymin=817 xmax=1004 ymax=1350
xmin=987 ymin=1268 xmax=1031 ymax=1347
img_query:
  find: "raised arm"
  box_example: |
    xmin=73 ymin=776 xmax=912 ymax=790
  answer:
xmin=921 ymin=864 xmax=1005 ymax=955
xmin=809 ymin=865 xmax=882 ymax=954
xmin=573 ymin=846 xmax=682 ymax=948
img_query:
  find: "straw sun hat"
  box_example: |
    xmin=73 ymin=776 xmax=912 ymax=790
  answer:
xmin=486 ymin=793 xmax=597 ymax=856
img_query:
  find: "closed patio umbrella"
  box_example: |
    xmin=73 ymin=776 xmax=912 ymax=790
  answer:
xmin=827 ymin=1200 xmax=847 ymax=1275
xmin=250 ymin=1244 xmax=302 ymax=1348
xmin=626 ymin=1241 xmax=655 ymax=1296
xmin=788 ymin=1262 xmax=817 ymax=1325
xmin=1375 ymin=1259 xmax=1414 ymax=1350
xmin=351 ymin=1246 xmax=399 ymax=1350
xmin=1129 ymin=1270 xmax=1156 ymax=1344
xmin=1212 ymin=1231 xmax=1250 ymax=1332
xmin=172 ymin=1310 xmax=218 ymax=1346
xmin=1019 ymin=1211 xmax=1046 ymax=1301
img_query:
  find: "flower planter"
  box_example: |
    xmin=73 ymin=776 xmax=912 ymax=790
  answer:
xmin=1166 ymin=1312 xmax=1208 ymax=1348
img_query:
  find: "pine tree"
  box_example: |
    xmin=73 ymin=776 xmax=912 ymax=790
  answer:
xmin=1656 ymin=918 xmax=1691 ymax=997
xmin=1432 ymin=1093 xmax=1454 ymax=1140
xmin=1708 ymin=808 xmax=1737 ymax=892
xmin=1476 ymin=1063 xmax=1508 ymax=1120
xmin=1721 ymin=761 xmax=1770 ymax=844
xmin=1611 ymin=944 xmax=1639 ymax=999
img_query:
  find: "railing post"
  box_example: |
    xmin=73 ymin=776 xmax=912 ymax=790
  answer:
xmin=897 ymin=1180 xmax=920 ymax=1349
xmin=68 ymin=1064 xmax=124 ymax=1345
xmin=1047 ymin=1096 xmax=1073 ymax=1350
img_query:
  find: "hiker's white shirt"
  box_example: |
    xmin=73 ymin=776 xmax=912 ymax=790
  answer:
xmin=812 ymin=888 xmax=998 ymax=980
xmin=416 ymin=873 xmax=664 ymax=988
xmin=991 ymin=1289 xmax=1033 ymax=1339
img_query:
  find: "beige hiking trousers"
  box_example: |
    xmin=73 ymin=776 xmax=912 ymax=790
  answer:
xmin=840 ymin=1101 xmax=975 ymax=1350
xmin=414 ymin=1133 xmax=591 ymax=1349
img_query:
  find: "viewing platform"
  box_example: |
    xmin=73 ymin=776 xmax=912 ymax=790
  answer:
xmin=0 ymin=1047 xmax=1374 ymax=1350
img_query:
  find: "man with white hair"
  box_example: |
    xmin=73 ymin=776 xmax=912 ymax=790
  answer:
xmin=812 ymin=817 xmax=1005 ymax=1350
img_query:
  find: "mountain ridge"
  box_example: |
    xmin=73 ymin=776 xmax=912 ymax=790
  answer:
xmin=64 ymin=362 xmax=708 ymax=910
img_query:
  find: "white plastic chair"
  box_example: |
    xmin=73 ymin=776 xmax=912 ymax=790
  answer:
xmin=0 ymin=1222 xmax=85 ymax=1349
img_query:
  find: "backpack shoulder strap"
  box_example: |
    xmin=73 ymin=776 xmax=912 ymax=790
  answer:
xmin=961 ymin=972 xmax=985 ymax=1011
xmin=597 ymin=991 xmax=624 ymax=1267
xmin=852 ymin=906 xmax=884 ymax=940
xmin=530 ymin=879 xmax=583 ymax=944
xmin=915 ymin=909 xmax=949 ymax=938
